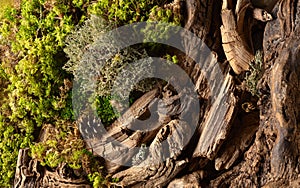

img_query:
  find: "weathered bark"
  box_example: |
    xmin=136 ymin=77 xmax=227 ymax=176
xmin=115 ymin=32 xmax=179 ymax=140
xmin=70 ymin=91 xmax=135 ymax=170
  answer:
xmin=14 ymin=148 xmax=91 ymax=188
xmin=221 ymin=0 xmax=253 ymax=74
xmin=210 ymin=0 xmax=300 ymax=187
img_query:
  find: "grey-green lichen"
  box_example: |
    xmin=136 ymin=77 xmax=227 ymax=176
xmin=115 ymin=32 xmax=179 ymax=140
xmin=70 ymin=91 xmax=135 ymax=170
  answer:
xmin=63 ymin=15 xmax=156 ymax=102
xmin=245 ymin=50 xmax=264 ymax=96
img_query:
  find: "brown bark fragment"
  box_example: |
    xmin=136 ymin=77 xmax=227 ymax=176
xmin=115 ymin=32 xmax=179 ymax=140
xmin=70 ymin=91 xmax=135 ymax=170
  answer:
xmin=193 ymin=72 xmax=237 ymax=160
xmin=167 ymin=170 xmax=205 ymax=188
xmin=14 ymin=148 xmax=90 ymax=188
xmin=221 ymin=0 xmax=254 ymax=74
xmin=215 ymin=111 xmax=259 ymax=170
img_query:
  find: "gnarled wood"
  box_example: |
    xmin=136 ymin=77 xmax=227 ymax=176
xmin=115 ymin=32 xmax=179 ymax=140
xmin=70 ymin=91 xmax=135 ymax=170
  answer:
xmin=215 ymin=111 xmax=259 ymax=170
xmin=111 ymin=121 xmax=191 ymax=187
xmin=13 ymin=148 xmax=90 ymax=188
xmin=113 ymin=158 xmax=187 ymax=187
xmin=167 ymin=170 xmax=205 ymax=188
xmin=193 ymin=72 xmax=237 ymax=160
xmin=80 ymin=88 xmax=162 ymax=173
xmin=211 ymin=0 xmax=300 ymax=187
xmin=184 ymin=0 xmax=223 ymax=54
xmin=221 ymin=0 xmax=254 ymax=74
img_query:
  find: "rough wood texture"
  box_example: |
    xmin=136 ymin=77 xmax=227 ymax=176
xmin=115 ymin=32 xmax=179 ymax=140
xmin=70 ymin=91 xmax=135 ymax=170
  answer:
xmin=79 ymin=87 xmax=160 ymax=142
xmin=215 ymin=111 xmax=259 ymax=170
xmin=265 ymin=0 xmax=300 ymax=180
xmin=111 ymin=121 xmax=191 ymax=187
xmin=81 ymin=88 xmax=162 ymax=174
xmin=221 ymin=0 xmax=253 ymax=74
xmin=167 ymin=170 xmax=205 ymax=188
xmin=14 ymin=149 xmax=42 ymax=188
xmin=14 ymin=148 xmax=90 ymax=188
xmin=113 ymin=158 xmax=187 ymax=187
xmin=221 ymin=0 xmax=273 ymax=74
xmin=184 ymin=0 xmax=223 ymax=54
xmin=211 ymin=0 xmax=300 ymax=187
xmin=193 ymin=72 xmax=237 ymax=160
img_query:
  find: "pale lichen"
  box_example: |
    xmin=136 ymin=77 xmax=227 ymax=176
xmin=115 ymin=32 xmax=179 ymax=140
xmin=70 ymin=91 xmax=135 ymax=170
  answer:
xmin=245 ymin=50 xmax=264 ymax=96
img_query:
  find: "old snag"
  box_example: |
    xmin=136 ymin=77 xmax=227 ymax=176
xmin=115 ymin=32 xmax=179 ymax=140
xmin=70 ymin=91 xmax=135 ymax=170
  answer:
xmin=14 ymin=0 xmax=300 ymax=187
xmin=211 ymin=0 xmax=300 ymax=187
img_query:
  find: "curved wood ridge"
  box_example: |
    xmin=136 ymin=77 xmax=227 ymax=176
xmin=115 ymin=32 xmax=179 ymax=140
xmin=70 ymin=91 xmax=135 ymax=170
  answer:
xmin=14 ymin=148 xmax=90 ymax=188
xmin=211 ymin=0 xmax=300 ymax=187
xmin=221 ymin=0 xmax=254 ymax=74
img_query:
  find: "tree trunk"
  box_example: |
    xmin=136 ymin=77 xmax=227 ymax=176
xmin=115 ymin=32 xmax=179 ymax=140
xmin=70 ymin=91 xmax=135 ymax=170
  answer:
xmin=210 ymin=0 xmax=300 ymax=187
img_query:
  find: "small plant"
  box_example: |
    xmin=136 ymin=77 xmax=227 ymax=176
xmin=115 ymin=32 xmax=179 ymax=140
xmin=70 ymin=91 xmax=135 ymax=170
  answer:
xmin=30 ymin=121 xmax=91 ymax=172
xmin=0 ymin=0 xmax=15 ymax=19
xmin=87 ymin=172 xmax=120 ymax=188
xmin=148 ymin=1 xmax=182 ymax=25
xmin=88 ymin=0 xmax=169 ymax=25
xmin=165 ymin=54 xmax=179 ymax=64
xmin=245 ymin=50 xmax=264 ymax=96
xmin=64 ymin=15 xmax=156 ymax=126
xmin=87 ymin=172 xmax=107 ymax=188
xmin=142 ymin=1 xmax=183 ymax=58
xmin=94 ymin=96 xmax=119 ymax=126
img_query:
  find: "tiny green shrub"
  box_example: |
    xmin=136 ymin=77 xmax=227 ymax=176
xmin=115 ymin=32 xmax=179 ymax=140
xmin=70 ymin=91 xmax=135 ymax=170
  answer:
xmin=165 ymin=54 xmax=179 ymax=64
xmin=142 ymin=1 xmax=183 ymax=57
xmin=148 ymin=3 xmax=181 ymax=24
xmin=64 ymin=15 xmax=156 ymax=126
xmin=88 ymin=172 xmax=107 ymax=188
xmin=0 ymin=0 xmax=15 ymax=19
xmin=30 ymin=121 xmax=90 ymax=170
xmin=245 ymin=50 xmax=264 ymax=96
xmin=94 ymin=96 xmax=119 ymax=126
xmin=88 ymin=0 xmax=169 ymax=25
xmin=87 ymin=172 xmax=120 ymax=188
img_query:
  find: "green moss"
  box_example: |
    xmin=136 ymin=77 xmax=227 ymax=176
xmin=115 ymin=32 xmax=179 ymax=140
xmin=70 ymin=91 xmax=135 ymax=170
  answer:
xmin=30 ymin=121 xmax=89 ymax=170
xmin=88 ymin=0 xmax=169 ymax=25
xmin=142 ymin=1 xmax=183 ymax=57
xmin=165 ymin=54 xmax=179 ymax=64
xmin=0 ymin=0 xmax=15 ymax=19
xmin=0 ymin=0 xmax=89 ymax=186
xmin=88 ymin=172 xmax=107 ymax=188
xmin=94 ymin=96 xmax=119 ymax=126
